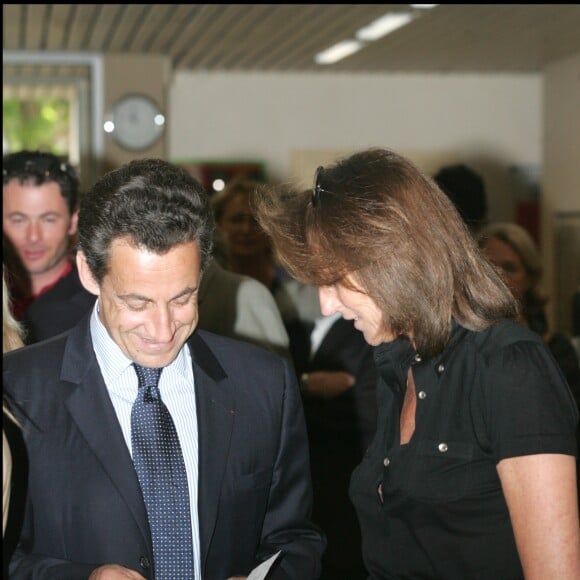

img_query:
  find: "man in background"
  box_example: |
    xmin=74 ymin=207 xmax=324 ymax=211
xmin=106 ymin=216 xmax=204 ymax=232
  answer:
xmin=2 ymin=150 xmax=95 ymax=342
xmin=433 ymin=163 xmax=488 ymax=237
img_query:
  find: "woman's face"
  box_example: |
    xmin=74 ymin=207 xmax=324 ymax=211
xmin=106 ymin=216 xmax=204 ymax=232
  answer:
xmin=481 ymin=236 xmax=531 ymax=301
xmin=217 ymin=193 xmax=270 ymax=259
xmin=318 ymin=275 xmax=397 ymax=346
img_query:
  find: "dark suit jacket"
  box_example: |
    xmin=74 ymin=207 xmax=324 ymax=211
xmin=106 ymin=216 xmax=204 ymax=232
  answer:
xmin=299 ymin=317 xmax=378 ymax=452
xmin=3 ymin=316 xmax=325 ymax=580
xmin=20 ymin=265 xmax=96 ymax=344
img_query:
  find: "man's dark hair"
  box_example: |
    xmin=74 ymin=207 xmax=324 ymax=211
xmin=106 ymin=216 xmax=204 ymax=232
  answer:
xmin=78 ymin=158 xmax=215 ymax=284
xmin=2 ymin=150 xmax=80 ymax=215
xmin=433 ymin=164 xmax=487 ymax=232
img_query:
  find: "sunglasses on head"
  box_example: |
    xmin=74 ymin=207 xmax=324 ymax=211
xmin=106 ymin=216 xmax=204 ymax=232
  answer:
xmin=3 ymin=159 xmax=74 ymax=181
xmin=312 ymin=165 xmax=332 ymax=207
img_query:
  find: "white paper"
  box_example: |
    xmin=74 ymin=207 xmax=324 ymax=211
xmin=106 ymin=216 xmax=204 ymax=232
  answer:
xmin=247 ymin=551 xmax=283 ymax=580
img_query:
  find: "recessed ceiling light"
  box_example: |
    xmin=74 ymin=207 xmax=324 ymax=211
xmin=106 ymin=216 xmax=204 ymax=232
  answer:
xmin=314 ymin=6 xmax=434 ymax=65
xmin=314 ymin=40 xmax=364 ymax=65
xmin=355 ymin=12 xmax=414 ymax=42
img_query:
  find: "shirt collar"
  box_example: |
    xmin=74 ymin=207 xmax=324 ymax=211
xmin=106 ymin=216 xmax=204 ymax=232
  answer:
xmin=374 ymin=335 xmax=416 ymax=389
xmin=373 ymin=319 xmax=466 ymax=388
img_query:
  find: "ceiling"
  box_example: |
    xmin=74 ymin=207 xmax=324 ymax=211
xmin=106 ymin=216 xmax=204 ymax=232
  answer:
xmin=3 ymin=4 xmax=580 ymax=74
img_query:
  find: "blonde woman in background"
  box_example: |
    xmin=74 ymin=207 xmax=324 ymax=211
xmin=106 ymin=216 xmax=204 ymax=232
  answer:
xmin=3 ymin=269 xmax=25 ymax=536
xmin=478 ymin=222 xmax=580 ymax=397
xmin=477 ymin=222 xmax=548 ymax=333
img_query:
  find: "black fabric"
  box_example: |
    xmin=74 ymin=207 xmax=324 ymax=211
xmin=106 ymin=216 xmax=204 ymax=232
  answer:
xmin=20 ymin=265 xmax=96 ymax=344
xmin=301 ymin=318 xmax=377 ymax=580
xmin=350 ymin=319 xmax=579 ymax=579
xmin=284 ymin=318 xmax=314 ymax=375
xmin=524 ymin=299 xmax=579 ymax=393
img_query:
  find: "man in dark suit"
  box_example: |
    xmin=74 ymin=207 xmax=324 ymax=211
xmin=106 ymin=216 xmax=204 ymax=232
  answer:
xmin=3 ymin=158 xmax=325 ymax=579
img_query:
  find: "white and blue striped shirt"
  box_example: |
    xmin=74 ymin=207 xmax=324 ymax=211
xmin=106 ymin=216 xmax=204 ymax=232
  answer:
xmin=89 ymin=301 xmax=201 ymax=579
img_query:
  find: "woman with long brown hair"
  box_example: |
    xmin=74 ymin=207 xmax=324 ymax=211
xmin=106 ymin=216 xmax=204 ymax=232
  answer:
xmin=254 ymin=147 xmax=580 ymax=579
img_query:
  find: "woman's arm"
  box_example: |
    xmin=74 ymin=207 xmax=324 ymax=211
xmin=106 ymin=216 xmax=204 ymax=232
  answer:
xmin=497 ymin=453 xmax=580 ymax=579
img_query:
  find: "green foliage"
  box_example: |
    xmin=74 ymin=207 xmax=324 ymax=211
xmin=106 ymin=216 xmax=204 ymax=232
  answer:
xmin=3 ymin=98 xmax=70 ymax=155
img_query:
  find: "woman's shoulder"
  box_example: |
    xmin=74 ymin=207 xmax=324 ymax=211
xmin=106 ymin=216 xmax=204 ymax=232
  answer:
xmin=470 ymin=318 xmax=544 ymax=354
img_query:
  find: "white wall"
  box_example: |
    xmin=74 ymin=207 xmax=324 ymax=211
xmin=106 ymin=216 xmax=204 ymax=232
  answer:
xmin=170 ymin=71 xmax=542 ymax=222
xmin=542 ymin=53 xmax=580 ymax=333
xmin=544 ymin=53 xmax=580 ymax=213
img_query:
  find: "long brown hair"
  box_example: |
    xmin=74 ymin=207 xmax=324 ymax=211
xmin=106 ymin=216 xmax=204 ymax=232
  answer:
xmin=254 ymin=148 xmax=517 ymax=358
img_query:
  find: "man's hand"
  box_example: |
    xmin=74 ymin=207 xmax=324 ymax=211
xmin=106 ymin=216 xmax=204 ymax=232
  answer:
xmin=88 ymin=564 xmax=146 ymax=579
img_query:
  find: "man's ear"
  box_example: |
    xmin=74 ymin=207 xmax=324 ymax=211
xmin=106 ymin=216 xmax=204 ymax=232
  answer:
xmin=76 ymin=251 xmax=100 ymax=296
xmin=69 ymin=209 xmax=79 ymax=236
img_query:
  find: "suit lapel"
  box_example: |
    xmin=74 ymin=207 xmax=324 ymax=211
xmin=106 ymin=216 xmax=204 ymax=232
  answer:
xmin=187 ymin=332 xmax=235 ymax=569
xmin=60 ymin=323 xmax=236 ymax=566
xmin=60 ymin=320 xmax=151 ymax=545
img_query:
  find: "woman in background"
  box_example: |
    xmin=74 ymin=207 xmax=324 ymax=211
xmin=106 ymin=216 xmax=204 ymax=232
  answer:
xmin=254 ymin=147 xmax=580 ymax=579
xmin=3 ymin=269 xmax=25 ymax=536
xmin=478 ymin=221 xmax=580 ymax=398
xmin=212 ymin=178 xmax=283 ymax=289
xmin=212 ymin=176 xmax=323 ymax=366
xmin=478 ymin=221 xmax=551 ymax=334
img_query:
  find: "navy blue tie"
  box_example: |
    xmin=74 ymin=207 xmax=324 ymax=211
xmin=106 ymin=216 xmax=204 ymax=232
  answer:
xmin=131 ymin=363 xmax=194 ymax=579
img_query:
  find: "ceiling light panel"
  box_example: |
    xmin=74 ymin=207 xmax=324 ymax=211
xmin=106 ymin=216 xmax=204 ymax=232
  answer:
xmin=355 ymin=12 xmax=415 ymax=42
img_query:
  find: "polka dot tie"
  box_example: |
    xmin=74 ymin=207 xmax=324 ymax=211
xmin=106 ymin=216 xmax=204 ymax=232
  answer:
xmin=131 ymin=363 xmax=194 ymax=579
